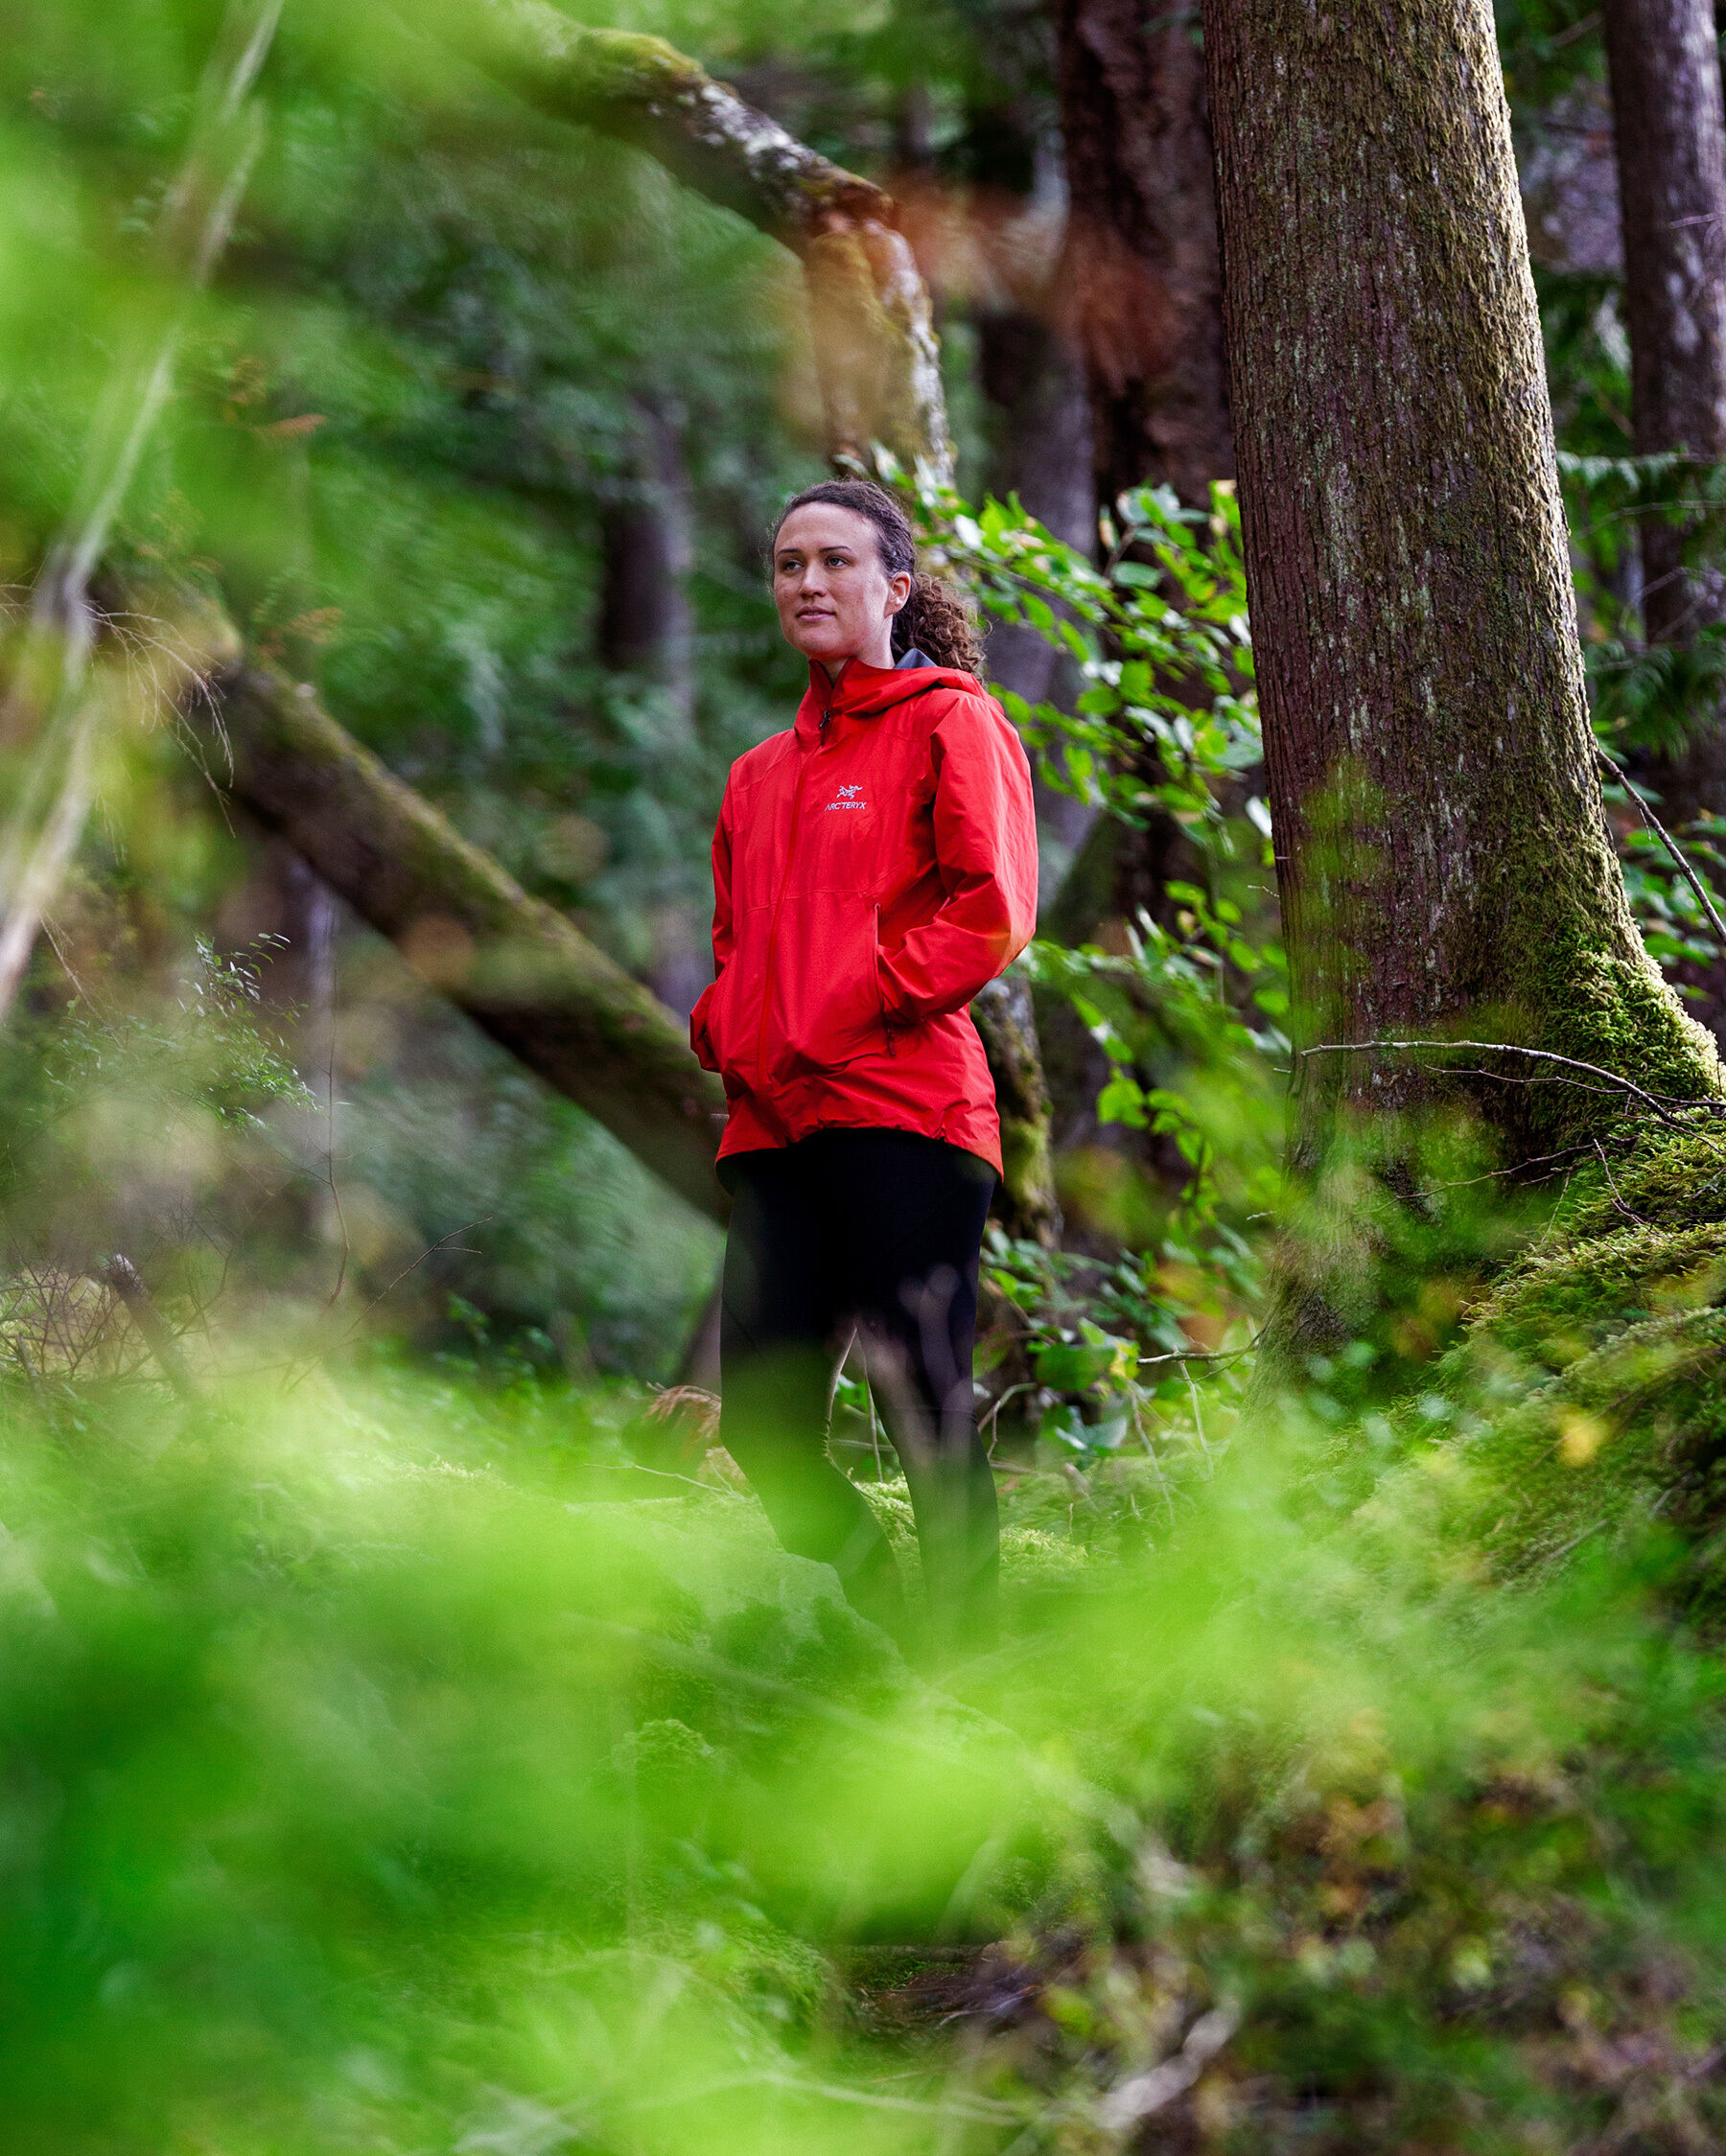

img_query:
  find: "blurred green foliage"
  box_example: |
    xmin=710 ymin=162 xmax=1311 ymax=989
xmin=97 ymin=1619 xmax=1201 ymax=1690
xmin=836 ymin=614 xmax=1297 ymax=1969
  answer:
xmin=2 ymin=1280 xmax=1726 ymax=2149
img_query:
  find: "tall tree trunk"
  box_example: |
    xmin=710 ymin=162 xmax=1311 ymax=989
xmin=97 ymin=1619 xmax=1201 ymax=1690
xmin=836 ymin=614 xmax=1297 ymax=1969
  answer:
xmin=1043 ymin=0 xmax=1237 ymax=1038
xmin=1602 ymin=0 xmax=1726 ymax=675
xmin=596 ymin=394 xmax=695 ymax=732
xmin=976 ymin=307 xmax=1095 ymax=711
xmin=1050 ymin=0 xmax=1231 ymax=515
xmin=1600 ymin=0 xmax=1726 ymax=1054
xmin=975 ymin=302 xmax=1099 ymax=916
xmin=1200 ymin=0 xmax=1718 ymax=1232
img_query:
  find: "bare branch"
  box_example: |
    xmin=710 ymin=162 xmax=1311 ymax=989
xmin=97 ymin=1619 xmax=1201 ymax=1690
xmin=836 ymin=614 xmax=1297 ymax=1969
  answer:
xmin=1595 ymin=739 xmax=1726 ymax=945
xmin=1298 ymin=1037 xmax=1711 ymax=1127
xmin=98 ymin=1255 xmax=200 ymax=1406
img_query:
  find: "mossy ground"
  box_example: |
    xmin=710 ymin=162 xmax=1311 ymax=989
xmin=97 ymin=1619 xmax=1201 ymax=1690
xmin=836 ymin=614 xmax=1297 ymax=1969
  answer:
xmin=1405 ymin=1116 xmax=1726 ymax=1593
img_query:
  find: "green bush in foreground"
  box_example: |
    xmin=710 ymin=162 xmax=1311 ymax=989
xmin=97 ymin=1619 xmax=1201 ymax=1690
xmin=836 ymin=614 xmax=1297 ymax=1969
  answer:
xmin=1 ymin=1333 xmax=1725 ymax=2153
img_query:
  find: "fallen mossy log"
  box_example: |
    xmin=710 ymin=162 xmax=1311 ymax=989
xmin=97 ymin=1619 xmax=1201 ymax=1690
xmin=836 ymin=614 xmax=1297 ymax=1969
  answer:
xmin=196 ymin=655 xmax=730 ymax=1225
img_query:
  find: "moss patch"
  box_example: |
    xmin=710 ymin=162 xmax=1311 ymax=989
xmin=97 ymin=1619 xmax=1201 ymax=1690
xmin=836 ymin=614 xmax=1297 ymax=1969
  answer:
xmin=1413 ymin=1122 xmax=1726 ymax=1588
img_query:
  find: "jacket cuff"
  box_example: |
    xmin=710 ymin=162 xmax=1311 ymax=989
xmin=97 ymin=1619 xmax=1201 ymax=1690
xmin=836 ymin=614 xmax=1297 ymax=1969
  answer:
xmin=689 ymin=986 xmax=719 ymax=1070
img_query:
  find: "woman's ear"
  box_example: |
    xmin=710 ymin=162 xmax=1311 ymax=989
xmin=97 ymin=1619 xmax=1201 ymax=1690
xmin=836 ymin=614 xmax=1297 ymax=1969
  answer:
xmin=886 ymin=570 xmax=914 ymax=617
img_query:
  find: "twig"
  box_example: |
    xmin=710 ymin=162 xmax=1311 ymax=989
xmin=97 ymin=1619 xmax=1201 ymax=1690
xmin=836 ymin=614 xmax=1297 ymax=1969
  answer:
xmin=1298 ymin=1038 xmax=1712 ymax=1127
xmin=1591 ymin=1139 xmax=1648 ymax=1226
xmin=1549 ymin=7 xmax=1600 ymax=47
xmin=1595 ymin=741 xmax=1726 ymax=945
xmin=866 ymin=1365 xmax=885 ymax=1479
xmin=1129 ymin=1389 xmax=1173 ymax=1520
xmin=980 ymin=1380 xmax=1037 ymax=1455
xmin=1187 ymin=1375 xmax=1213 ymax=1473
xmin=322 ymin=1025 xmax=348 ymax=1307
xmin=281 ymin=1218 xmax=489 ymax=1394
xmin=1137 ymin=1343 xmax=1253 ymax=1367
xmin=1418 ymin=1139 xmax=1594 ymax=1192
xmin=1098 ymin=2001 xmax=1242 ymax=2129
xmin=827 ymin=1325 xmax=857 ymax=1427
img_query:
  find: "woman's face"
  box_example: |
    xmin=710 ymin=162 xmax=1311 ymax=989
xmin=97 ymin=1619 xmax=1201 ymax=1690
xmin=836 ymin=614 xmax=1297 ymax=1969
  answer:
xmin=771 ymin=504 xmax=912 ymax=675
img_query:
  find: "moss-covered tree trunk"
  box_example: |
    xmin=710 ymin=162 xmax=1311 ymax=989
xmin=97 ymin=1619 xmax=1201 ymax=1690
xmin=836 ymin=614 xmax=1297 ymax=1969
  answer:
xmin=424 ymin=0 xmax=951 ymax=481
xmin=196 ymin=651 xmax=730 ymax=1226
xmin=1200 ymin=0 xmax=1719 ymax=1170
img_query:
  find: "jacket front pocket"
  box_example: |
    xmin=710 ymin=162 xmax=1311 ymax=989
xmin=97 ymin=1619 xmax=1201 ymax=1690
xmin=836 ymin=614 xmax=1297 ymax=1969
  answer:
xmin=767 ymin=892 xmax=885 ymax=1081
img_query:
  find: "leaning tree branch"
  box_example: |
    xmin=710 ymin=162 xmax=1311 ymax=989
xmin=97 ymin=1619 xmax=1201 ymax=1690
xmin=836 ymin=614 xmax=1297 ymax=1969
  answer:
xmin=171 ymin=607 xmax=729 ymax=1224
xmin=453 ymin=1 xmax=886 ymax=241
xmin=409 ymin=0 xmax=952 ymax=479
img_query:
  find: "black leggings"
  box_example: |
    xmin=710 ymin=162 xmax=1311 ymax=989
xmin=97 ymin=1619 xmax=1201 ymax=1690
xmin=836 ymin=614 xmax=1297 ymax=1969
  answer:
xmin=718 ymin=1129 xmax=998 ymax=1656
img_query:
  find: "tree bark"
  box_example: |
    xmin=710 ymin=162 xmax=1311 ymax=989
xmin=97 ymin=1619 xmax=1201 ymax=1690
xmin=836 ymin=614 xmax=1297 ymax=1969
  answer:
xmin=971 ymin=974 xmax=1062 ymax=1246
xmin=1043 ymin=0 xmax=1239 ymax=1130
xmin=1200 ymin=0 xmax=1719 ymax=1169
xmin=976 ymin=306 xmax=1095 ymax=715
xmin=597 ymin=392 xmax=695 ymax=730
xmin=1050 ymin=0 xmax=1231 ymax=514
xmin=1601 ymin=0 xmax=1726 ymax=830
xmin=193 ymin=650 xmax=730 ymax=1225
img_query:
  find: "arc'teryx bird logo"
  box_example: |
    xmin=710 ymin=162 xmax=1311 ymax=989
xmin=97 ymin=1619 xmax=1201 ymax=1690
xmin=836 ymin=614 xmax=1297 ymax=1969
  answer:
xmin=827 ymin=783 xmax=867 ymax=811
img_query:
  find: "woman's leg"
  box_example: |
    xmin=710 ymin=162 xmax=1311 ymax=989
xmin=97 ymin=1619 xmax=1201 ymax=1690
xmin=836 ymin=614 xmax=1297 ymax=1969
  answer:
xmin=808 ymin=1130 xmax=999 ymax=1658
xmin=717 ymin=1148 xmax=906 ymax=1635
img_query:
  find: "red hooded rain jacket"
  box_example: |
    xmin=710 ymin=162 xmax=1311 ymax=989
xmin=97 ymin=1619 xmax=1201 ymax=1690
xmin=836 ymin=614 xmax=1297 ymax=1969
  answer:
xmin=690 ymin=655 xmax=1039 ymax=1176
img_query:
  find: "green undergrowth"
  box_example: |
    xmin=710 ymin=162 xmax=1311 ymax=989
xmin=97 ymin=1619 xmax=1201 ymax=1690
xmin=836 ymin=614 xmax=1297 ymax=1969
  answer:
xmin=7 ymin=1307 xmax=1726 ymax=2150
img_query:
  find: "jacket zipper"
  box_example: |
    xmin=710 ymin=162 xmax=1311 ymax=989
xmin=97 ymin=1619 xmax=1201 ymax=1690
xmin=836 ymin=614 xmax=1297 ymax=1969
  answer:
xmin=755 ymin=694 xmax=830 ymax=1083
xmin=877 ymin=900 xmax=896 ymax=1055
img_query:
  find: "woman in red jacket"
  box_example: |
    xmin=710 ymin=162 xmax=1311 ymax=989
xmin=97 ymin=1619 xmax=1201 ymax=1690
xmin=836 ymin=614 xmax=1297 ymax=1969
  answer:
xmin=690 ymin=479 xmax=1038 ymax=1658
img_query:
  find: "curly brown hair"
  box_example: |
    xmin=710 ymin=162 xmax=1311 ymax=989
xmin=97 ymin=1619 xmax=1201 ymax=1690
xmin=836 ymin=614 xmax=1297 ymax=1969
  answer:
xmin=769 ymin=479 xmax=983 ymax=674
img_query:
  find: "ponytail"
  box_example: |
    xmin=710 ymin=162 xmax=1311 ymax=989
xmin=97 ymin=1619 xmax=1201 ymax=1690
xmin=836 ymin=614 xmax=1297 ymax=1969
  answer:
xmin=892 ymin=569 xmax=982 ymax=673
xmin=769 ymin=478 xmax=983 ymax=675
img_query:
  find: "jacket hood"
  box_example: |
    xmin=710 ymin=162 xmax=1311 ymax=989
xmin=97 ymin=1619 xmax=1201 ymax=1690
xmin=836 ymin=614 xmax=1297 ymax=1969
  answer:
xmin=795 ymin=655 xmax=987 ymax=741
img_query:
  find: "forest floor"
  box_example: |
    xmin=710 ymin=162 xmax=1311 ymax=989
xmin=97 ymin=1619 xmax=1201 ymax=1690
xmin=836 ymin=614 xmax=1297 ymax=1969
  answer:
xmin=4 ymin=1115 xmax=1726 ymax=2150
